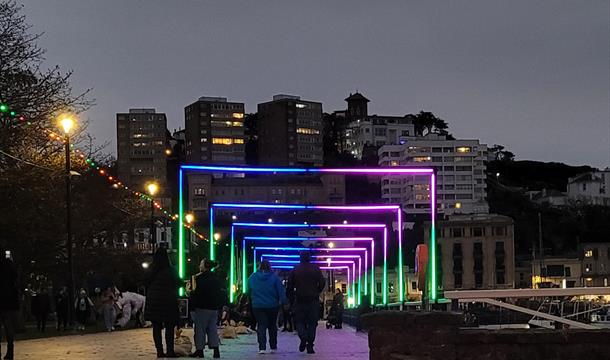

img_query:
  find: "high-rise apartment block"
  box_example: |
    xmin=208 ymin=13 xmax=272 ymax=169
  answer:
xmin=184 ymin=96 xmax=245 ymax=165
xmin=378 ymin=134 xmax=488 ymax=215
xmin=116 ymin=108 xmax=169 ymax=196
xmin=258 ymin=94 xmax=323 ymax=167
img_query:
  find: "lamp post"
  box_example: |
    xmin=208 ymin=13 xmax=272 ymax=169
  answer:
xmin=59 ymin=115 xmax=75 ymax=326
xmin=146 ymin=182 xmax=159 ymax=253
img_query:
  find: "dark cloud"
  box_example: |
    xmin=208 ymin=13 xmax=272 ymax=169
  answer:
xmin=20 ymin=0 xmax=610 ymax=167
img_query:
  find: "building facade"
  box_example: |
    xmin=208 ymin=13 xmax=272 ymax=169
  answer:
xmin=378 ymin=134 xmax=488 ymax=215
xmin=184 ymin=96 xmax=245 ymax=165
xmin=116 ymin=109 xmax=169 ymax=197
xmin=186 ymin=173 xmax=345 ymax=216
xmin=531 ymin=257 xmax=582 ymax=288
xmin=581 ymin=243 xmax=610 ymax=287
xmin=258 ymin=95 xmax=323 ymax=167
xmin=428 ymin=214 xmax=515 ymax=291
xmin=334 ymin=92 xmax=415 ymax=159
xmin=567 ymin=171 xmax=610 ymax=206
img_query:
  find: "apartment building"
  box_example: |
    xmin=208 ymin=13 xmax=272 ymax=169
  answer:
xmin=184 ymin=96 xmax=245 ymax=165
xmin=426 ymin=214 xmax=515 ymax=291
xmin=116 ymin=108 xmax=169 ymax=198
xmin=258 ymin=95 xmax=323 ymax=167
xmin=378 ymin=134 xmax=488 ymax=215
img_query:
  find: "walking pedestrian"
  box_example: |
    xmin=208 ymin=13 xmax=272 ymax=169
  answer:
xmin=100 ymin=287 xmax=117 ymax=331
xmin=144 ymin=248 xmax=181 ymax=358
xmin=54 ymin=287 xmax=69 ymax=331
xmin=287 ymin=251 xmax=326 ymax=354
xmin=0 ymin=247 xmax=19 ymax=360
xmin=189 ymin=259 xmax=223 ymax=358
xmin=74 ymin=288 xmax=94 ymax=330
xmin=332 ymin=288 xmax=344 ymax=329
xmin=31 ymin=288 xmax=50 ymax=332
xmin=248 ymin=260 xmax=288 ymax=354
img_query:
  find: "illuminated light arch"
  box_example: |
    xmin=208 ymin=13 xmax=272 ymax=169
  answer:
xmin=230 ymin=222 xmax=388 ymax=302
xmin=243 ymin=236 xmax=371 ymax=305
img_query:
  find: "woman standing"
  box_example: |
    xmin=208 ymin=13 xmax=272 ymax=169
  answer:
xmin=145 ymin=248 xmax=180 ymax=358
xmin=189 ymin=259 xmax=223 ymax=358
xmin=248 ymin=260 xmax=287 ymax=354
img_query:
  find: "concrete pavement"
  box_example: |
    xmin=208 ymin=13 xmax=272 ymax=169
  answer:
xmin=5 ymin=323 xmax=369 ymax=359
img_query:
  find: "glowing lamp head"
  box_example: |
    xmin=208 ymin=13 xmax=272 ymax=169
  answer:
xmin=59 ymin=116 xmax=75 ymax=134
xmin=267 ymin=218 xmax=273 ymax=223
xmin=141 ymin=262 xmax=149 ymax=269
xmin=146 ymin=182 xmax=159 ymax=196
xmin=185 ymin=213 xmax=195 ymax=224
xmin=328 ymin=242 xmax=335 ymax=249
xmin=213 ymin=233 xmax=221 ymax=241
xmin=231 ymin=215 xmax=237 ymax=220
xmin=165 ymin=149 xmax=172 ymax=155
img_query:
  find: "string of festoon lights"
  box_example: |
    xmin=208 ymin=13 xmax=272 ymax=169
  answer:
xmin=1 ymin=101 xmax=208 ymax=242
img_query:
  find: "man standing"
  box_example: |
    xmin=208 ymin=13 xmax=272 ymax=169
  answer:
xmin=189 ymin=259 xmax=223 ymax=358
xmin=287 ymin=252 xmax=326 ymax=354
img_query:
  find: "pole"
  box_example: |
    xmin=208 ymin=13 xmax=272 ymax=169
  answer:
xmin=65 ymin=135 xmax=75 ymax=326
xmin=150 ymin=197 xmax=156 ymax=254
xmin=538 ymin=212 xmax=544 ymax=275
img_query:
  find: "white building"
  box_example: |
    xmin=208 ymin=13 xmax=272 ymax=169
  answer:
xmin=345 ymin=115 xmax=415 ymax=158
xmin=334 ymin=92 xmax=415 ymax=159
xmin=378 ymin=134 xmax=488 ymax=215
xmin=567 ymin=170 xmax=610 ymax=206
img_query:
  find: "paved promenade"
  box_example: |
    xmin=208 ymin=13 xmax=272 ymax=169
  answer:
xmin=5 ymin=324 xmax=369 ymax=359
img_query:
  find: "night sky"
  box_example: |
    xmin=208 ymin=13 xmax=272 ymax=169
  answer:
xmin=20 ymin=0 xmax=610 ymax=167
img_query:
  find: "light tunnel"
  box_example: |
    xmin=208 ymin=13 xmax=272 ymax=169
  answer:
xmin=178 ymin=165 xmax=437 ymax=302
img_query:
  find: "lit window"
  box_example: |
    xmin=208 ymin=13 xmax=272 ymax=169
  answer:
xmin=296 ymin=128 xmax=320 ymax=135
xmin=456 ymin=147 xmax=471 ymax=153
xmin=232 ymin=113 xmax=244 ymax=119
xmin=585 ymin=250 xmax=593 ymax=257
xmin=296 ymin=103 xmax=306 ymax=109
xmin=413 ymin=156 xmax=431 ymax=162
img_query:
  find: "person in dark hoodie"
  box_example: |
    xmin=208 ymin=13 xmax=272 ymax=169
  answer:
xmin=248 ymin=260 xmax=287 ymax=354
xmin=144 ymin=248 xmax=180 ymax=358
xmin=189 ymin=259 xmax=223 ymax=359
xmin=287 ymin=251 xmax=326 ymax=355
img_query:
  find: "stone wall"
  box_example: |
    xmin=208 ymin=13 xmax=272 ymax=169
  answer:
xmin=362 ymin=311 xmax=610 ymax=360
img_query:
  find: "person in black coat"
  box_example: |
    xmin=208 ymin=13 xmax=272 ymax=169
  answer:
xmin=145 ymin=248 xmax=181 ymax=358
xmin=189 ymin=259 xmax=223 ymax=358
xmin=0 ymin=247 xmax=19 ymax=360
xmin=287 ymin=251 xmax=326 ymax=355
xmin=54 ymin=287 xmax=69 ymax=331
xmin=31 ymin=288 xmax=50 ymax=332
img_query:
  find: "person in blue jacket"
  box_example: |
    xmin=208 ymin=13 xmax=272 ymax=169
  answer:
xmin=248 ymin=260 xmax=288 ymax=354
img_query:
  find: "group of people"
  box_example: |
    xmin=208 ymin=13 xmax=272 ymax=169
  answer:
xmin=248 ymin=251 xmax=327 ymax=355
xmin=143 ymin=247 xmax=335 ymax=358
xmin=0 ymin=244 xmax=342 ymax=360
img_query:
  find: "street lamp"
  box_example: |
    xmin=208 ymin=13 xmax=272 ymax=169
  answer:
xmin=146 ymin=182 xmax=159 ymax=253
xmin=185 ymin=213 xmax=195 ymax=224
xmin=58 ymin=115 xmax=75 ymax=327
